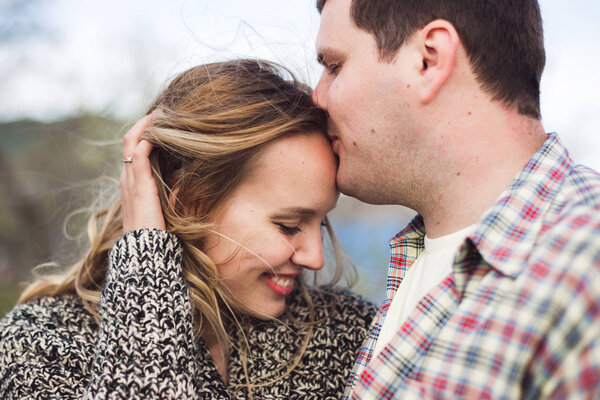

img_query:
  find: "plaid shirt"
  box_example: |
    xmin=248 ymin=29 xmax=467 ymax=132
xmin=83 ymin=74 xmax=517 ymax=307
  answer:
xmin=344 ymin=133 xmax=600 ymax=399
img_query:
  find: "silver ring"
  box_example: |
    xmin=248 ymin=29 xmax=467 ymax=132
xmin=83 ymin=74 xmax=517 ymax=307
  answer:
xmin=123 ymin=156 xmax=133 ymax=163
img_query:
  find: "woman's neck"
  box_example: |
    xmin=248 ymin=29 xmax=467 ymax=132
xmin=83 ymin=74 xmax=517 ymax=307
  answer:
xmin=203 ymin=329 xmax=229 ymax=383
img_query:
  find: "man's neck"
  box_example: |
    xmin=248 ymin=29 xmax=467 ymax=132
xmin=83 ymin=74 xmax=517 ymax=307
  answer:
xmin=418 ymin=108 xmax=547 ymax=238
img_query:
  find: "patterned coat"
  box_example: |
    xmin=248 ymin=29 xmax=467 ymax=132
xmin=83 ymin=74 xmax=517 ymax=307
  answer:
xmin=0 ymin=229 xmax=376 ymax=399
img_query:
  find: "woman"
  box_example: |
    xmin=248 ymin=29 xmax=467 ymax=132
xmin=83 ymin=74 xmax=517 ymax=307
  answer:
xmin=0 ymin=59 xmax=376 ymax=399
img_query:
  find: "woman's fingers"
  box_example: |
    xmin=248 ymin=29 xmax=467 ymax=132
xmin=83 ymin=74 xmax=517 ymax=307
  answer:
xmin=121 ymin=115 xmax=166 ymax=233
xmin=123 ymin=115 xmax=152 ymax=159
xmin=132 ymin=139 xmax=154 ymax=182
xmin=123 ymin=115 xmax=152 ymax=190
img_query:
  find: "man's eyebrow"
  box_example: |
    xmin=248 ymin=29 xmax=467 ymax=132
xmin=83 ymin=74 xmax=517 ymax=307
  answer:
xmin=316 ymin=48 xmax=343 ymax=66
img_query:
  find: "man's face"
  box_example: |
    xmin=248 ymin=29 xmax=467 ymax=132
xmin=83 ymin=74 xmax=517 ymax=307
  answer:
xmin=313 ymin=0 xmax=423 ymax=205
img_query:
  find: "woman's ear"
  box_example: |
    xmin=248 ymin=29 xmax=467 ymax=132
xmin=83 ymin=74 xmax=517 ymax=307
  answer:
xmin=165 ymin=167 xmax=186 ymax=214
xmin=168 ymin=186 xmax=181 ymax=212
xmin=168 ymin=183 xmax=200 ymax=218
xmin=416 ymin=19 xmax=460 ymax=104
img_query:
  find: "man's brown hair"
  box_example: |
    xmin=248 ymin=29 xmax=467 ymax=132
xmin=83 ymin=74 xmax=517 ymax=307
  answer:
xmin=317 ymin=0 xmax=545 ymax=119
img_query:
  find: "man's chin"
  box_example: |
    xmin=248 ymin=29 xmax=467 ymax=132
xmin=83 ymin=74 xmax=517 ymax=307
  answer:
xmin=337 ymin=170 xmax=395 ymax=205
xmin=336 ymin=173 xmax=371 ymax=204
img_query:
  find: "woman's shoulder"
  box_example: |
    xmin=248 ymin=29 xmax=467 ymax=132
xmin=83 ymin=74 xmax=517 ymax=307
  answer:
xmin=2 ymin=293 xmax=95 ymax=326
xmin=287 ymin=286 xmax=378 ymax=327
xmin=0 ymin=293 xmax=98 ymax=356
xmin=315 ymin=286 xmax=377 ymax=313
xmin=0 ymin=295 xmax=99 ymax=397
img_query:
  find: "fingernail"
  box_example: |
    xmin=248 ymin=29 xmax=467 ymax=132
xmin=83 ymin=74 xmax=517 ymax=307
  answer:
xmin=151 ymin=108 xmax=165 ymax=118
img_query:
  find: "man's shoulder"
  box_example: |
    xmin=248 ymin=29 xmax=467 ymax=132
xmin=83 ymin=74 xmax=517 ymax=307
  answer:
xmin=479 ymin=157 xmax=600 ymax=300
xmin=536 ymin=203 xmax=600 ymax=273
xmin=557 ymin=163 xmax=600 ymax=209
xmin=539 ymin=162 xmax=600 ymax=252
xmin=522 ymin=164 xmax=600 ymax=302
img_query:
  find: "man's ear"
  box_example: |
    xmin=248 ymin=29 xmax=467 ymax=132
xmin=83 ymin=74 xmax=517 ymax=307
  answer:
xmin=417 ymin=19 xmax=459 ymax=104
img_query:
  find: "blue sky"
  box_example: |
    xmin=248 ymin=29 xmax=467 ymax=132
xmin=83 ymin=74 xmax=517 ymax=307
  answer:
xmin=1 ymin=0 xmax=599 ymax=168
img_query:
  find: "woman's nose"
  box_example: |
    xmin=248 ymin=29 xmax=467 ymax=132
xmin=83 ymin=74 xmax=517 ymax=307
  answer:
xmin=291 ymin=230 xmax=325 ymax=271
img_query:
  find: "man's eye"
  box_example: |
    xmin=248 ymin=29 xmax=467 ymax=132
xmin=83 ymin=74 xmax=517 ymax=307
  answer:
xmin=328 ymin=63 xmax=341 ymax=74
xmin=277 ymin=224 xmax=302 ymax=235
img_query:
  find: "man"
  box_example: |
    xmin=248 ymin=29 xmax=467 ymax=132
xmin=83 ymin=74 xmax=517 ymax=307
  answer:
xmin=312 ymin=0 xmax=600 ymax=398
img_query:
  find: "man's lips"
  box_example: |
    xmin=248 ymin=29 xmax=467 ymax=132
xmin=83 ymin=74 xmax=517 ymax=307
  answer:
xmin=327 ymin=121 xmax=340 ymax=152
xmin=329 ymin=136 xmax=340 ymax=153
xmin=327 ymin=119 xmax=340 ymax=142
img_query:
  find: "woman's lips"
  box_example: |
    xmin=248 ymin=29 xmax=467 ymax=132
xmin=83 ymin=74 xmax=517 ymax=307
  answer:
xmin=262 ymin=273 xmax=296 ymax=296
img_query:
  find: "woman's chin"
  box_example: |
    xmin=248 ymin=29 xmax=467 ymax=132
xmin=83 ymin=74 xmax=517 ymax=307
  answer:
xmin=245 ymin=300 xmax=287 ymax=321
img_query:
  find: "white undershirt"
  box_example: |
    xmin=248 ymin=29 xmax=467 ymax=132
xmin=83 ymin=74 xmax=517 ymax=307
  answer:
xmin=373 ymin=224 xmax=475 ymax=357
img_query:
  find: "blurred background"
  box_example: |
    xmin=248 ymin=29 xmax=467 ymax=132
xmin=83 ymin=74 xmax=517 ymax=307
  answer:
xmin=1 ymin=0 xmax=599 ymax=316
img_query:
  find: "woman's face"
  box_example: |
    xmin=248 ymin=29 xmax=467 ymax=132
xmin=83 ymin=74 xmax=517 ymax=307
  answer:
xmin=205 ymin=132 xmax=339 ymax=320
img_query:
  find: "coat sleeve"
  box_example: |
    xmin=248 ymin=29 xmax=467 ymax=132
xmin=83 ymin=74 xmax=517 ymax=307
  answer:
xmin=84 ymin=228 xmax=230 ymax=399
xmin=0 ymin=229 xmax=230 ymax=399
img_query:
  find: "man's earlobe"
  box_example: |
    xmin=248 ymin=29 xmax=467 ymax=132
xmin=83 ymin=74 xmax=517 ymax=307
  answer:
xmin=418 ymin=19 xmax=459 ymax=104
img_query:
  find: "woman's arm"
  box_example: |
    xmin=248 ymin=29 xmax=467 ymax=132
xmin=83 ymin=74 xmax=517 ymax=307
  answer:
xmin=120 ymin=114 xmax=166 ymax=233
xmin=84 ymin=228 xmax=229 ymax=399
xmin=84 ymin=114 xmax=229 ymax=399
xmin=0 ymin=230 xmax=230 ymax=399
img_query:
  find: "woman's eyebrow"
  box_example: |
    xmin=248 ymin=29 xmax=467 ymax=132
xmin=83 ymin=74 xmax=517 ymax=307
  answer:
xmin=270 ymin=207 xmax=316 ymax=219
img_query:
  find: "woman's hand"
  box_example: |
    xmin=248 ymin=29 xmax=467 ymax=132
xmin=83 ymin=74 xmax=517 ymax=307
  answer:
xmin=120 ymin=114 xmax=166 ymax=233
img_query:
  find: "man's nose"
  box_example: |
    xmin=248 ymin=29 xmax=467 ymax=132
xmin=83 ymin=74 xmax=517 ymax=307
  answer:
xmin=312 ymin=73 xmax=328 ymax=110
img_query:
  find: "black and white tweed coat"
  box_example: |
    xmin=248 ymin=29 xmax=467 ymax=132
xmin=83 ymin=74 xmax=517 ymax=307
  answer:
xmin=0 ymin=229 xmax=376 ymax=399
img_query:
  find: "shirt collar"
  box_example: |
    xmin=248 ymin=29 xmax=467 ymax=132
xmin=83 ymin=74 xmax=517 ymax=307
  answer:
xmin=385 ymin=215 xmax=425 ymax=298
xmin=468 ymin=132 xmax=572 ymax=277
xmin=389 ymin=133 xmax=572 ymax=279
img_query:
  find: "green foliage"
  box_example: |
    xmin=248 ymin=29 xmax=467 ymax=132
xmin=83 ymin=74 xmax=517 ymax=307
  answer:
xmin=0 ymin=284 xmax=20 ymax=318
xmin=0 ymin=113 xmax=126 ymax=298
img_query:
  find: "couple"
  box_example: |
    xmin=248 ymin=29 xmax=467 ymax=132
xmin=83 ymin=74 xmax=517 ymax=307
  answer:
xmin=2 ymin=0 xmax=600 ymax=398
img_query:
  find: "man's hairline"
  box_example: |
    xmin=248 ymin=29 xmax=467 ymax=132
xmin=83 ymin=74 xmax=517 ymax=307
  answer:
xmin=316 ymin=0 xmax=422 ymax=64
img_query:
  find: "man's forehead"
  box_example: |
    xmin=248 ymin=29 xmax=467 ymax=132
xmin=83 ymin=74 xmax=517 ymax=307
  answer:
xmin=315 ymin=0 xmax=351 ymax=54
xmin=317 ymin=0 xmax=350 ymax=27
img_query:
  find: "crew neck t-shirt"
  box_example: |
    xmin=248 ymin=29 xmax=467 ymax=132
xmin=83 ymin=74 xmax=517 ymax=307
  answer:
xmin=373 ymin=225 xmax=474 ymax=357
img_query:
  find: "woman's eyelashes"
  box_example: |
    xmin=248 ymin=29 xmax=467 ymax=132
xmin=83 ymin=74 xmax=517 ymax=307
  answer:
xmin=276 ymin=219 xmax=328 ymax=236
xmin=276 ymin=223 xmax=302 ymax=236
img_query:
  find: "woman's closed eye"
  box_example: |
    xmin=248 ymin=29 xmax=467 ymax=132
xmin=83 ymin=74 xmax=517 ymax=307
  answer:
xmin=276 ymin=223 xmax=302 ymax=236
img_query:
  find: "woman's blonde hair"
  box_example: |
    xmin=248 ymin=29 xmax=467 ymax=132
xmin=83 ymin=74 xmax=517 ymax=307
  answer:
xmin=19 ymin=59 xmax=352 ymax=396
